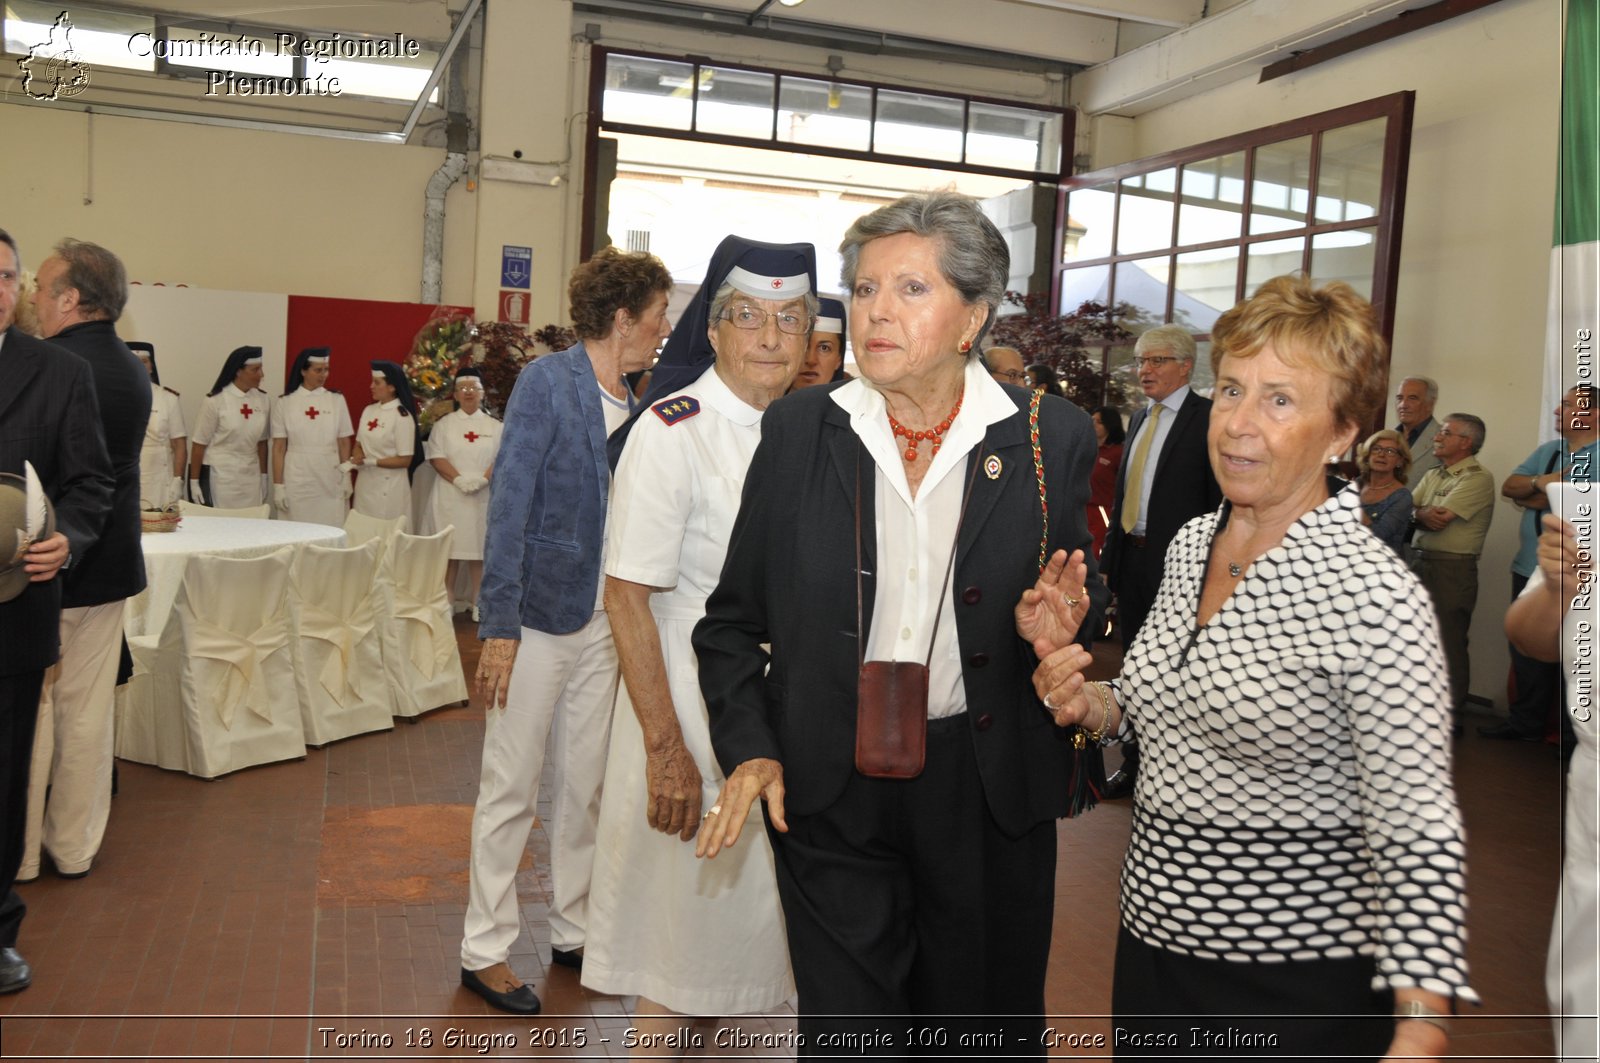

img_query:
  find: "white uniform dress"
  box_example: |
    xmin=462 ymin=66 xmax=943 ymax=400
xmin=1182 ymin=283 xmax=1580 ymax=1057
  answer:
xmin=138 ymin=384 xmax=186 ymax=509
xmin=191 ymin=384 xmax=269 ymax=507
xmin=272 ymin=386 xmax=354 ymax=527
xmin=425 ymin=408 xmax=502 ymax=559
xmin=1536 ymin=565 xmax=1599 ymax=1062
xmin=581 ymin=364 xmax=794 ymax=1015
xmin=353 ymin=398 xmax=415 ymax=520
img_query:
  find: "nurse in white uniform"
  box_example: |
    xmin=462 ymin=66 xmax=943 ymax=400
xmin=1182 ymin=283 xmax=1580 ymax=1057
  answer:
xmin=188 ymin=345 xmax=270 ymax=508
xmin=271 ymin=346 xmax=354 ymax=527
xmin=426 ymin=368 xmax=501 ymax=619
xmin=348 ymin=360 xmax=420 ymax=521
xmin=582 ymin=237 xmax=814 ymax=1029
xmin=1507 ymin=511 xmax=1599 ymax=1063
xmin=129 ymin=342 xmax=186 ymax=510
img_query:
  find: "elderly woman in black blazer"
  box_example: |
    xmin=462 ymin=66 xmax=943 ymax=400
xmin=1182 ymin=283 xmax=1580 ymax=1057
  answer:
xmin=693 ymin=191 xmax=1105 ymax=1051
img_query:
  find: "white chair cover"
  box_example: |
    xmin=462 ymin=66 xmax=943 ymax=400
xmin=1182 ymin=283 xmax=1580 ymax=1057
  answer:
xmin=343 ymin=509 xmax=408 ymax=552
xmin=116 ymin=549 xmax=306 ymax=778
xmin=381 ymin=526 xmax=468 ymax=717
xmin=180 ymin=500 xmax=272 ymax=520
xmin=290 ymin=540 xmax=395 ymax=746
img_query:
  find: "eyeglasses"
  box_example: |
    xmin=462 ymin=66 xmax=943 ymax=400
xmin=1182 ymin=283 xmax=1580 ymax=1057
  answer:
xmin=1135 ymin=355 xmax=1180 ymax=368
xmin=992 ymin=369 xmax=1028 ymax=382
xmin=1368 ymin=445 xmax=1402 ymax=457
xmin=456 ymin=385 xmax=484 ymax=394
xmin=722 ymin=304 xmax=811 ymax=335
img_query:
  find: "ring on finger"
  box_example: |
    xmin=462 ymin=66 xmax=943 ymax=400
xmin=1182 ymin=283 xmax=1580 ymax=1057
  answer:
xmin=1062 ymin=590 xmax=1081 ymax=607
xmin=1043 ymin=692 xmax=1057 ymax=711
xmin=702 ymin=804 xmax=723 ymax=820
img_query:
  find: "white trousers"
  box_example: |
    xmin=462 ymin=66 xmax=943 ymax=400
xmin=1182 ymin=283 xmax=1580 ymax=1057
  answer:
xmin=23 ymin=600 xmax=125 ymax=877
xmin=461 ymin=614 xmax=618 ymax=971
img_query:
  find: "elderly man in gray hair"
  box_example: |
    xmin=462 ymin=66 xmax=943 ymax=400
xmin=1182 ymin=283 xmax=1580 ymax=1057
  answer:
xmin=1395 ymin=375 xmax=1443 ymax=484
xmin=22 ymin=238 xmax=149 ymax=883
xmin=1098 ymin=323 xmax=1221 ymax=798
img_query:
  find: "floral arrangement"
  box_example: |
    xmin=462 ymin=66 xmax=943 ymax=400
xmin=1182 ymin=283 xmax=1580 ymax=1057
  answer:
xmin=405 ymin=310 xmax=476 ymax=432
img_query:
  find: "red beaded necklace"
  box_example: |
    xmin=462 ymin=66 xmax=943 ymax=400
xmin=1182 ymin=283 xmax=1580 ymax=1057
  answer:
xmin=887 ymin=391 xmax=964 ymax=462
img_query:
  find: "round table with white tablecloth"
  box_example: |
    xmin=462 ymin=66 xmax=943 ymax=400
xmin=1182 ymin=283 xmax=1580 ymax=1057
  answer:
xmin=126 ymin=517 xmax=347 ymax=638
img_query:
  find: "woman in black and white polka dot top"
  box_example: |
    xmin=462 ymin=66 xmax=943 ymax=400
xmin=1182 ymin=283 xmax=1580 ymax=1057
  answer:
xmin=1032 ymin=274 xmax=1476 ymax=1061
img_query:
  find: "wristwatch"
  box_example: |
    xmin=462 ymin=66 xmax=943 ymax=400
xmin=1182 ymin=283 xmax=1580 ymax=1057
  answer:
xmin=1394 ymin=999 xmax=1450 ymax=1037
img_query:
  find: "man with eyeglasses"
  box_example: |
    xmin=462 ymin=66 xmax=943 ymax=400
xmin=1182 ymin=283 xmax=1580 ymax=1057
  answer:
xmin=1485 ymin=385 xmax=1599 ymax=742
xmin=982 ymin=345 xmax=1028 ymax=387
xmin=1099 ymin=324 xmax=1221 ymax=799
xmin=1409 ymin=413 xmax=1495 ymax=737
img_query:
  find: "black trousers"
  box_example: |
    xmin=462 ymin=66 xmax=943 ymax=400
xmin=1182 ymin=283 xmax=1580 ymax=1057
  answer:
xmin=1507 ymin=572 xmax=1567 ymax=740
xmin=0 ymin=670 xmax=46 ymax=948
xmin=769 ymin=714 xmax=1056 ymax=1058
xmin=1115 ymin=539 xmax=1162 ymax=653
xmin=1114 ymin=540 xmax=1162 ymax=775
xmin=1111 ymin=927 xmax=1394 ymax=1062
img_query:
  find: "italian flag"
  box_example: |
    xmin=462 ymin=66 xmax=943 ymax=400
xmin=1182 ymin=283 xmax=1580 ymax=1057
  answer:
xmin=1547 ymin=0 xmax=1599 ymax=431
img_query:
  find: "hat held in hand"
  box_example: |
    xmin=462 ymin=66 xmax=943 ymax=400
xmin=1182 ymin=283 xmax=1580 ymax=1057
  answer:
xmin=0 ymin=463 xmax=57 ymax=603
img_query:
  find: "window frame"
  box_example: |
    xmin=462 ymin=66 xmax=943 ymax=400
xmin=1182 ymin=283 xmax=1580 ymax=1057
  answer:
xmin=1053 ymin=91 xmax=1415 ymax=410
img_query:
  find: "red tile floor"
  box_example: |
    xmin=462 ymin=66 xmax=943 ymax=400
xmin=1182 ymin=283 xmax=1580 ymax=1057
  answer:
xmin=0 ymin=619 xmax=1574 ymax=1060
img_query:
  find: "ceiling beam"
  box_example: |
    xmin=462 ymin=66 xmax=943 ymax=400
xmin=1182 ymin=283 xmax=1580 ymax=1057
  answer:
xmin=1001 ymin=0 xmax=1206 ymax=29
xmin=1070 ymin=0 xmax=1447 ymax=116
xmin=574 ymin=0 xmax=1095 ymax=73
xmin=1258 ymin=0 xmax=1505 ymax=82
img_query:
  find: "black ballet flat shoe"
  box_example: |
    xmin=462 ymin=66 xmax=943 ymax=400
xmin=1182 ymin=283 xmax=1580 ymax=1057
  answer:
xmin=551 ymin=947 xmax=583 ymax=971
xmin=460 ymin=967 xmax=541 ymax=1014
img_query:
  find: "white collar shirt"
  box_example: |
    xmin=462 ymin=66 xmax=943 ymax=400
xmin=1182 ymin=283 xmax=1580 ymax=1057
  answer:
xmin=1129 ymin=383 xmax=1190 ymax=536
xmin=831 ymin=357 xmax=1014 ymax=718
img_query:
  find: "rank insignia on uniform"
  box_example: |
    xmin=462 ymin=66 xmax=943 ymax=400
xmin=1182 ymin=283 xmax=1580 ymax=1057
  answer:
xmin=651 ymin=396 xmax=700 ymax=425
xmin=983 ymin=455 xmax=1002 ymax=480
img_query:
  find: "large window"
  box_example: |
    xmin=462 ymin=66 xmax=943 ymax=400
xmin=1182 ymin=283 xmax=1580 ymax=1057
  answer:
xmin=1055 ymin=93 xmax=1414 ymax=411
xmin=596 ymin=49 xmax=1068 ymax=182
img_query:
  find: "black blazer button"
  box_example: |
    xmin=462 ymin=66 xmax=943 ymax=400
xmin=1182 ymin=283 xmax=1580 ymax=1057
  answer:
xmin=968 ymin=652 xmax=989 ymax=668
xmin=974 ymin=713 xmax=993 ymax=731
xmin=961 ymin=586 xmax=981 ymax=605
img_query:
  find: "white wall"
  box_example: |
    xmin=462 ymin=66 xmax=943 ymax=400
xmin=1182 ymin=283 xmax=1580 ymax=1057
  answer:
xmin=1091 ymin=0 xmax=1563 ymax=708
xmin=120 ymin=286 xmax=290 ymax=432
xmin=0 ymin=106 xmax=477 ymax=307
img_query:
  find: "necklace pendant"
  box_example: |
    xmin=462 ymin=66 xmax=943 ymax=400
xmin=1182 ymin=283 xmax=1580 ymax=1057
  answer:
xmin=904 ymin=447 xmax=917 ymax=462
xmin=1229 ymin=562 xmax=1242 ymax=577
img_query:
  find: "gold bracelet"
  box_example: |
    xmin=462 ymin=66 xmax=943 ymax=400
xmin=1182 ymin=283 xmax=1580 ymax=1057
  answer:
xmin=1086 ymin=682 xmax=1114 ymax=743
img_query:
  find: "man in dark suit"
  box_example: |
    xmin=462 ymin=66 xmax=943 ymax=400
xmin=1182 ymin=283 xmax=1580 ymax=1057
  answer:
xmin=0 ymin=228 xmax=115 ymax=993
xmin=1099 ymin=324 xmax=1221 ymax=796
xmin=22 ymin=239 xmax=149 ymax=881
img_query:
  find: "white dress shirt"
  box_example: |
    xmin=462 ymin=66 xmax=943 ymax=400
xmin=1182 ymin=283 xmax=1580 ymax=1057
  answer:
xmin=1127 ymin=384 xmax=1190 ymax=536
xmin=831 ymin=357 xmax=1014 ymax=719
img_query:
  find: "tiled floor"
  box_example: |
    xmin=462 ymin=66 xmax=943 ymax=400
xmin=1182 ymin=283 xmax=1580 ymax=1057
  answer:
xmin=0 ymin=618 xmax=1574 ymax=1060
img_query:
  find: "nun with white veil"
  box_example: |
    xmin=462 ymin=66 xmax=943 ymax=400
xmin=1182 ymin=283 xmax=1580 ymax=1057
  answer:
xmin=582 ymin=236 xmax=817 ymax=1035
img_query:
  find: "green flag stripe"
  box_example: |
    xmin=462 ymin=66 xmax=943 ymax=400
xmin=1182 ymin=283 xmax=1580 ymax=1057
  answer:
xmin=1558 ymin=0 xmax=1599 ymax=246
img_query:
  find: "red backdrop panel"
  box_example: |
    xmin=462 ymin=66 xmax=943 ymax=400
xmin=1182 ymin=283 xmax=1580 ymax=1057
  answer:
xmin=285 ymin=295 xmax=474 ymax=428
